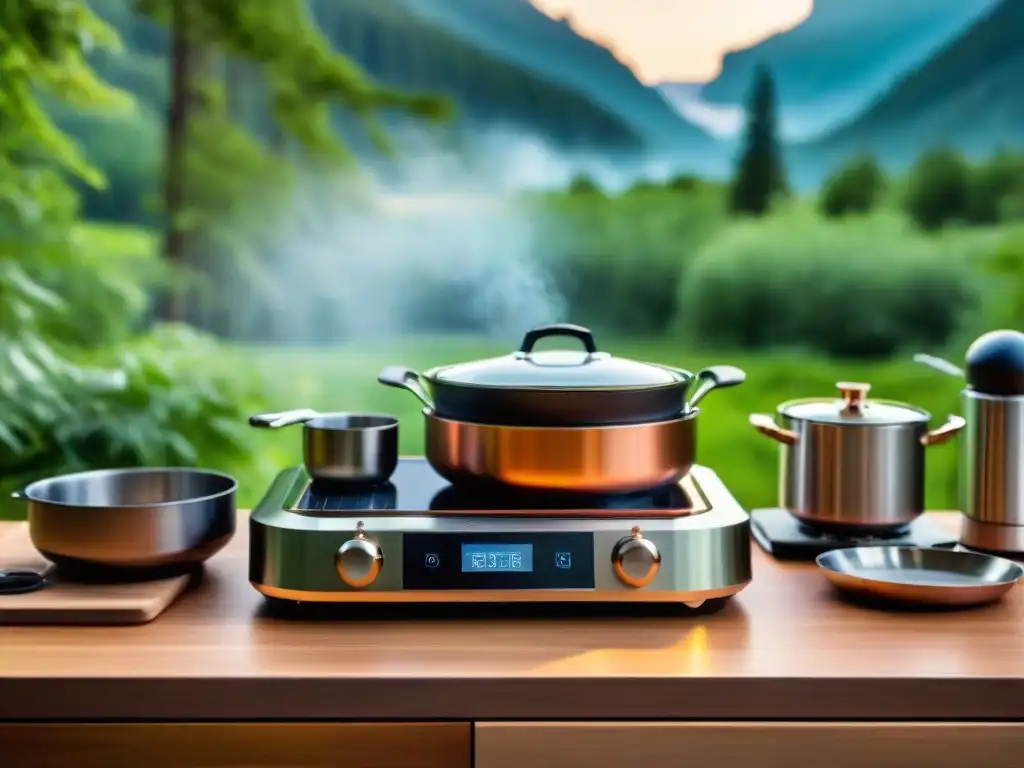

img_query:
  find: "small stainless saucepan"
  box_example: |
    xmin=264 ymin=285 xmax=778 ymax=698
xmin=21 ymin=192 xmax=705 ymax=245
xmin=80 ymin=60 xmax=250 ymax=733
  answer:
xmin=750 ymin=381 xmax=965 ymax=534
xmin=249 ymin=410 xmax=399 ymax=485
xmin=1 ymin=468 xmax=237 ymax=592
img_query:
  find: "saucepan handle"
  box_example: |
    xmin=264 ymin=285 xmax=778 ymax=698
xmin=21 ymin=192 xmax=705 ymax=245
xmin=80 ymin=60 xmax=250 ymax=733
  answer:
xmin=749 ymin=414 xmax=799 ymax=446
xmin=378 ymin=366 xmax=435 ymax=409
xmin=921 ymin=414 xmax=967 ymax=447
xmin=249 ymin=409 xmax=321 ymax=428
xmin=10 ymin=488 xmax=27 ymax=501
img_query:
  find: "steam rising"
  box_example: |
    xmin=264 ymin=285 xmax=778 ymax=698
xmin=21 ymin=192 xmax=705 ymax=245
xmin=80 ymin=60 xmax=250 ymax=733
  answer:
xmin=256 ymin=130 xmax=609 ymax=344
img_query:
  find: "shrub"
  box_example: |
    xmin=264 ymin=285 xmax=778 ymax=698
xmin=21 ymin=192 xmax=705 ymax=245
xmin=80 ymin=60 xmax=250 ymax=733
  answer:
xmin=537 ymin=186 xmax=727 ymax=334
xmin=965 ymin=151 xmax=1024 ymax=225
xmin=567 ymin=174 xmax=601 ymax=195
xmin=904 ymin=148 xmax=971 ymax=230
xmin=668 ymin=174 xmax=699 ymax=192
xmin=675 ymin=208 xmax=980 ymax=358
xmin=819 ymin=155 xmax=885 ymax=218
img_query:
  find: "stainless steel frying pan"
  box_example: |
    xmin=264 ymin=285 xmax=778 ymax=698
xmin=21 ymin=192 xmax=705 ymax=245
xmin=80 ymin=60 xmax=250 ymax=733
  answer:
xmin=816 ymin=545 xmax=1023 ymax=607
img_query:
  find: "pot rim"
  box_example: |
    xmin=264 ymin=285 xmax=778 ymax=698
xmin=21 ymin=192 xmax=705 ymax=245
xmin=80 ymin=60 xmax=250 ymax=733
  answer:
xmin=301 ymin=412 xmax=399 ymax=431
xmin=422 ymin=365 xmax=692 ymax=393
xmin=776 ymin=396 xmax=931 ymax=426
xmin=963 ymin=389 xmax=1024 ymax=402
xmin=422 ymin=407 xmax=699 ymax=429
xmin=16 ymin=467 xmax=238 ymax=509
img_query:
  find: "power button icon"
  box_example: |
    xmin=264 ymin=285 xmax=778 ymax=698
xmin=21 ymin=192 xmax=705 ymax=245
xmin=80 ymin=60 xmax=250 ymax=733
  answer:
xmin=424 ymin=553 xmax=441 ymax=569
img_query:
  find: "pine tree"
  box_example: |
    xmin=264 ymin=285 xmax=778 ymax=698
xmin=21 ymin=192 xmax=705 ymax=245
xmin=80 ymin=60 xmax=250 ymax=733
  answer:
xmin=729 ymin=64 xmax=787 ymax=216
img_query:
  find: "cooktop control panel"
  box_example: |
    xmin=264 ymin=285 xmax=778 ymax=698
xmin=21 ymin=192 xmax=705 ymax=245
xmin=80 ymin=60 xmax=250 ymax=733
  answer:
xmin=402 ymin=532 xmax=594 ymax=590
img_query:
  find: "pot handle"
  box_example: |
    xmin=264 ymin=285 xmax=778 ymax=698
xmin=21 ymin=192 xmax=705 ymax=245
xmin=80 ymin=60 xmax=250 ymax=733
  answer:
xmin=378 ymin=366 xmax=435 ymax=409
xmin=10 ymin=489 xmax=27 ymax=501
xmin=921 ymin=414 xmax=967 ymax=447
xmin=685 ymin=365 xmax=746 ymax=410
xmin=249 ymin=409 xmax=320 ymax=428
xmin=749 ymin=414 xmax=799 ymax=446
xmin=518 ymin=323 xmax=598 ymax=355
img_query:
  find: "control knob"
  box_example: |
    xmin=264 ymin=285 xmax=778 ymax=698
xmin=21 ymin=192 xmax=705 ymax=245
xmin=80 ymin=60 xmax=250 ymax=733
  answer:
xmin=611 ymin=526 xmax=661 ymax=588
xmin=335 ymin=522 xmax=384 ymax=589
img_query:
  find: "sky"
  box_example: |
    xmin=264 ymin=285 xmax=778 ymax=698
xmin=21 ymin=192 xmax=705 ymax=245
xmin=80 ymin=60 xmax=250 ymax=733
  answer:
xmin=530 ymin=0 xmax=814 ymax=83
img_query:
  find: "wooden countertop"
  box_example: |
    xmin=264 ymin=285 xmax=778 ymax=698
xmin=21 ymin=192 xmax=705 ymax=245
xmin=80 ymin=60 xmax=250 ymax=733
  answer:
xmin=2 ymin=511 xmax=1023 ymax=722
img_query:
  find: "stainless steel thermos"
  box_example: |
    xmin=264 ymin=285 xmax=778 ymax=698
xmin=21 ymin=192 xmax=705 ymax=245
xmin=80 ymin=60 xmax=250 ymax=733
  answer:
xmin=958 ymin=330 xmax=1024 ymax=554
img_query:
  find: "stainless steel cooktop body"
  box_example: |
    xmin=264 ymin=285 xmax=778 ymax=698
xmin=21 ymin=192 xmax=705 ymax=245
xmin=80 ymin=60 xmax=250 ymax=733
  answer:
xmin=249 ymin=459 xmax=751 ymax=604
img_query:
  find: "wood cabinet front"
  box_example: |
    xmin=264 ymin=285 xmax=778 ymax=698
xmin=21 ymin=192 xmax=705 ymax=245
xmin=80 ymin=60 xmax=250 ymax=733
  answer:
xmin=1 ymin=722 xmax=471 ymax=768
xmin=476 ymin=722 xmax=1024 ymax=768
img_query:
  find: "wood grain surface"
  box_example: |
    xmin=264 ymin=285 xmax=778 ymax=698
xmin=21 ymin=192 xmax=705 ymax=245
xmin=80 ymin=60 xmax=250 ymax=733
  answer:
xmin=0 ymin=525 xmax=190 ymax=625
xmin=475 ymin=722 xmax=1024 ymax=768
xmin=1 ymin=511 xmax=1023 ymax=721
xmin=1 ymin=723 xmax=471 ymax=768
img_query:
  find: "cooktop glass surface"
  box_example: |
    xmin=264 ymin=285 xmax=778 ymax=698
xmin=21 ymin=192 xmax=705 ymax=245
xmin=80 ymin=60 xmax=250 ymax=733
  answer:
xmin=292 ymin=457 xmax=692 ymax=513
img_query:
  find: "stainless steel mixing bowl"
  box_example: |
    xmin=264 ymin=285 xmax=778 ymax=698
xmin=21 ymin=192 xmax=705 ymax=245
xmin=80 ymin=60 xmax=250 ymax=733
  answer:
xmin=11 ymin=467 xmax=237 ymax=572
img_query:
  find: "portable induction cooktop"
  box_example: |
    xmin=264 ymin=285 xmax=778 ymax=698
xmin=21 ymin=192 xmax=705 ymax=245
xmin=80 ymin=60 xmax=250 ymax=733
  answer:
xmin=249 ymin=458 xmax=751 ymax=605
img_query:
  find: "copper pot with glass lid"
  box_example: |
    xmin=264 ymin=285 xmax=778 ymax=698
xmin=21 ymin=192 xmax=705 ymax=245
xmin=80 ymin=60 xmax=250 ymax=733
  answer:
xmin=378 ymin=323 xmax=746 ymax=493
xmin=749 ymin=382 xmax=966 ymax=534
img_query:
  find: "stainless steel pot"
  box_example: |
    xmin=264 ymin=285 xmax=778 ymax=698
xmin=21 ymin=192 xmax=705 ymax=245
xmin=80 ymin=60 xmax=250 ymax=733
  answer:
xmin=378 ymin=323 xmax=746 ymax=427
xmin=379 ymin=365 xmax=743 ymax=493
xmin=249 ymin=410 xmax=399 ymax=484
xmin=10 ymin=467 xmax=237 ymax=574
xmin=749 ymin=382 xmax=965 ymax=533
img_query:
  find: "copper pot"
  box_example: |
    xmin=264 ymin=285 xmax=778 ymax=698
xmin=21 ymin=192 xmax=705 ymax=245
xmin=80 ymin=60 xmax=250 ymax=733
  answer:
xmin=422 ymin=409 xmax=696 ymax=494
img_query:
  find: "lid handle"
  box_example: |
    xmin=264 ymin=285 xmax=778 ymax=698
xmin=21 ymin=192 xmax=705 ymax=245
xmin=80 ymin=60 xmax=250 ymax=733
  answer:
xmin=519 ymin=324 xmax=598 ymax=355
xmin=837 ymin=381 xmax=871 ymax=415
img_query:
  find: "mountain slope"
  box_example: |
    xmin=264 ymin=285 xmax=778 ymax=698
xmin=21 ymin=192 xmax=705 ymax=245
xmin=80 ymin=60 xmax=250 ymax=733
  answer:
xmin=806 ymin=0 xmax=1024 ymax=166
xmin=701 ymin=0 xmax=999 ymax=110
xmin=84 ymin=0 xmax=645 ymax=153
xmin=310 ymin=0 xmax=646 ymax=153
xmin=394 ymin=0 xmax=716 ymax=152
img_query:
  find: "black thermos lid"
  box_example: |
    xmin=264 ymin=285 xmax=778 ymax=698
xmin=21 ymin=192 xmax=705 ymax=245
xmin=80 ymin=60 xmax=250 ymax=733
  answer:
xmin=965 ymin=329 xmax=1024 ymax=396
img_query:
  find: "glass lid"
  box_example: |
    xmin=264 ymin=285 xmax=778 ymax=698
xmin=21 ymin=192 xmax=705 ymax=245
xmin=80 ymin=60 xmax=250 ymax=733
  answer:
xmin=427 ymin=324 xmax=689 ymax=390
xmin=779 ymin=382 xmax=930 ymax=425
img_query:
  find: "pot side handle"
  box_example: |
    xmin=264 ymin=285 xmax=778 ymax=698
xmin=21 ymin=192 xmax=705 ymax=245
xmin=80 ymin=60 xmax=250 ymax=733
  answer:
xmin=10 ymin=489 xmax=27 ymax=501
xmin=921 ymin=414 xmax=967 ymax=447
xmin=749 ymin=414 xmax=799 ymax=446
xmin=378 ymin=366 xmax=435 ymax=409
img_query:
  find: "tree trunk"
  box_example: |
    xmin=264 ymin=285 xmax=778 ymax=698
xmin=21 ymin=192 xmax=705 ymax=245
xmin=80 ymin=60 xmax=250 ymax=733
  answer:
xmin=157 ymin=0 xmax=191 ymax=322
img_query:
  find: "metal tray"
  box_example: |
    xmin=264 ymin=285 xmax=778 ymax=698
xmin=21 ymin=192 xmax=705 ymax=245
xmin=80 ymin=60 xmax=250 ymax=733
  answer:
xmin=816 ymin=546 xmax=1023 ymax=607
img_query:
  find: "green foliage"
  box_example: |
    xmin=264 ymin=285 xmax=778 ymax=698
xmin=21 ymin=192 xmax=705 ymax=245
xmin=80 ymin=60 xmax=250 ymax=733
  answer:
xmin=567 ymin=174 xmax=602 ymax=195
xmin=729 ymin=65 xmax=787 ymax=217
xmin=676 ymin=208 xmax=981 ymax=357
xmin=965 ymin=150 xmax=1024 ymax=225
xmin=135 ymin=0 xmax=451 ymax=160
xmin=973 ymin=224 xmax=1024 ymax=328
xmin=533 ymin=185 xmax=727 ymax=334
xmin=904 ymin=148 xmax=971 ymax=230
xmin=819 ymin=155 xmax=885 ymax=218
xmin=0 ymin=2 xmax=254 ymax=513
xmin=668 ymin=174 xmax=700 ymax=192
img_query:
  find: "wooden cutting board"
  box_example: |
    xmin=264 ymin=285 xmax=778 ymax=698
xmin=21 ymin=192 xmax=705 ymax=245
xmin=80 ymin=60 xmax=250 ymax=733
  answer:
xmin=0 ymin=524 xmax=191 ymax=625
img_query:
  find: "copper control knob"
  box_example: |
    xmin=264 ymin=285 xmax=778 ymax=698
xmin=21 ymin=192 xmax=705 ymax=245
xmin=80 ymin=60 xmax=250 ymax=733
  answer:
xmin=335 ymin=522 xmax=383 ymax=589
xmin=612 ymin=527 xmax=661 ymax=588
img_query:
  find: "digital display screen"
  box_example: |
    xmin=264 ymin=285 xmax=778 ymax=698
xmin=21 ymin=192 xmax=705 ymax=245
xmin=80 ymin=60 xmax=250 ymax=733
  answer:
xmin=461 ymin=543 xmax=534 ymax=573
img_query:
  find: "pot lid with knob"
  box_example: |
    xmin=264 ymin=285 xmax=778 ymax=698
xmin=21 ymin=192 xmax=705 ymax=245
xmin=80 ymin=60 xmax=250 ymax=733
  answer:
xmin=424 ymin=323 xmax=690 ymax=391
xmin=777 ymin=382 xmax=931 ymax=425
xmin=965 ymin=329 xmax=1024 ymax=397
